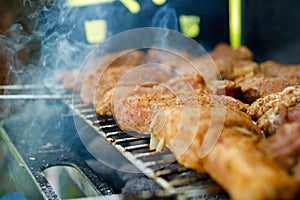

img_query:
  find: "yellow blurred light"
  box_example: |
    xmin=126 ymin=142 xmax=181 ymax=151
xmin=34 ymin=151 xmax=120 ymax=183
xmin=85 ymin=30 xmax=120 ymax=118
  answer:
xmin=152 ymin=0 xmax=167 ymax=6
xmin=120 ymin=0 xmax=141 ymax=14
xmin=179 ymin=15 xmax=200 ymax=38
xmin=66 ymin=0 xmax=114 ymax=7
xmin=187 ymin=24 xmax=200 ymax=38
xmin=84 ymin=20 xmax=107 ymax=43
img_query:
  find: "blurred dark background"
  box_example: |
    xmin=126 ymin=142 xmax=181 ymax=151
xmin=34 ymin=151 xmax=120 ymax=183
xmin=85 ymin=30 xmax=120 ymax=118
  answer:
xmin=242 ymin=0 xmax=300 ymax=63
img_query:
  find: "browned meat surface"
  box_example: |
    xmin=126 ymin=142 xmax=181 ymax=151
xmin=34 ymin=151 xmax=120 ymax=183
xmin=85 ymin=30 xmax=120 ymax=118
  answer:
xmin=81 ymin=64 xmax=138 ymax=105
xmin=114 ymin=92 xmax=179 ymax=133
xmin=79 ymin=43 xmax=257 ymax=105
xmin=62 ymin=43 xmax=258 ymax=109
xmin=97 ymin=78 xmax=243 ymax=119
xmin=258 ymin=101 xmax=300 ymax=181
xmin=109 ymin=50 xmax=145 ymax=67
xmin=95 ymin=71 xmax=206 ymax=116
xmin=112 ymin=73 xmax=208 ymax=133
xmin=84 ymin=49 xmax=145 ymax=68
xmin=111 ymin=70 xmax=248 ymax=135
xmin=144 ymin=48 xmax=193 ymax=74
xmin=256 ymin=103 xmax=300 ymax=136
xmin=145 ymin=48 xmax=221 ymax=81
xmin=247 ymin=86 xmax=300 ymax=135
xmin=212 ymin=95 xmax=248 ymax=113
xmin=58 ymin=43 xmax=300 ymax=199
xmin=221 ymin=60 xmax=259 ymax=80
xmin=261 ymin=123 xmax=300 ymax=179
xmin=235 ymin=74 xmax=300 ymax=103
xmin=209 ymin=79 xmax=242 ymax=98
xmin=260 ymin=60 xmax=300 ymax=78
xmin=210 ymin=43 xmax=253 ymax=60
xmin=94 ymin=81 xmax=175 ymax=116
xmin=209 ymin=43 xmax=259 ymax=80
xmin=150 ymin=105 xmax=298 ymax=200
xmin=80 ymin=50 xmax=145 ymax=104
xmin=114 ymin=90 xmax=248 ymax=134
xmin=248 ymin=86 xmax=300 ymax=120
xmin=80 ymin=48 xmax=213 ymax=106
xmin=204 ymin=128 xmax=297 ymax=200
xmin=96 ymin=72 xmax=248 ymax=117
xmin=288 ymin=103 xmax=300 ymax=123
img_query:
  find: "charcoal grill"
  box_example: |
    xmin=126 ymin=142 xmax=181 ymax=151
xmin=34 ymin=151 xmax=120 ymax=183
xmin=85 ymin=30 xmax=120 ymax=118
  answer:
xmin=0 ymin=81 xmax=228 ymax=200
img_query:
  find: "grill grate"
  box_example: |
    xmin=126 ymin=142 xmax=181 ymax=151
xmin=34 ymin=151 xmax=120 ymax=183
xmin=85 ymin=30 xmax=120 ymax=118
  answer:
xmin=45 ymin=80 xmax=226 ymax=198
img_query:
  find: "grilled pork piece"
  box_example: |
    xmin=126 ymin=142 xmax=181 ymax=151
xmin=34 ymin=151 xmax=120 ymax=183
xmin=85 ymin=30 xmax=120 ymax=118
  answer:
xmin=209 ymin=43 xmax=259 ymax=80
xmin=257 ymin=103 xmax=300 ymax=136
xmin=112 ymin=73 xmax=208 ymax=133
xmin=80 ymin=50 xmax=207 ymax=107
xmin=247 ymin=85 xmax=300 ymax=135
xmin=255 ymin=87 xmax=300 ymax=182
xmin=235 ymin=74 xmax=300 ymax=103
xmin=80 ymin=50 xmax=145 ymax=104
xmin=260 ymin=122 xmax=300 ymax=181
xmin=209 ymin=79 xmax=242 ymax=99
xmin=260 ymin=60 xmax=300 ymax=78
xmin=144 ymin=43 xmax=256 ymax=86
xmin=81 ymin=64 xmax=138 ymax=105
xmin=212 ymin=94 xmax=249 ymax=113
xmin=178 ymin=43 xmax=258 ymax=81
xmin=149 ymin=105 xmax=298 ymax=200
xmin=144 ymin=48 xmax=194 ymax=74
xmin=56 ymin=50 xmax=140 ymax=92
xmin=96 ymin=72 xmax=247 ymax=118
xmin=144 ymin=48 xmax=218 ymax=80
xmin=93 ymin=64 xmax=176 ymax=115
xmin=111 ymin=71 xmax=248 ymax=134
xmin=80 ymin=43 xmax=256 ymax=106
xmin=113 ymin=89 xmax=248 ymax=135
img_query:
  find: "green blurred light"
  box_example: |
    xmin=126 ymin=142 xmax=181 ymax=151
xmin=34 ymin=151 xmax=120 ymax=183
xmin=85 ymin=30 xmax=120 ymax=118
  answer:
xmin=229 ymin=0 xmax=242 ymax=49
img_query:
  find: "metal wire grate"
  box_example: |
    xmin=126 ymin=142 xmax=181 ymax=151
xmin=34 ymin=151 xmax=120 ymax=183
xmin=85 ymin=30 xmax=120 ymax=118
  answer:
xmin=45 ymin=80 xmax=225 ymax=198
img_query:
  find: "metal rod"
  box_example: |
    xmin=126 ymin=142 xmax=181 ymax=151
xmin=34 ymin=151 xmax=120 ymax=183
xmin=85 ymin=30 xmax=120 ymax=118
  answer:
xmin=124 ymin=143 xmax=149 ymax=151
xmin=79 ymin=108 xmax=96 ymax=113
xmin=154 ymin=167 xmax=189 ymax=177
xmin=85 ymin=114 xmax=97 ymax=119
xmin=105 ymin=131 xmax=124 ymax=137
xmin=144 ymin=159 xmax=175 ymax=167
xmin=0 ymin=85 xmax=46 ymax=90
xmin=93 ymin=118 xmax=114 ymax=125
xmin=134 ymin=150 xmax=160 ymax=158
xmin=0 ymin=94 xmax=72 ymax=100
xmin=169 ymin=177 xmax=205 ymax=187
xmin=114 ymin=136 xmax=149 ymax=144
xmin=99 ymin=124 xmax=118 ymax=129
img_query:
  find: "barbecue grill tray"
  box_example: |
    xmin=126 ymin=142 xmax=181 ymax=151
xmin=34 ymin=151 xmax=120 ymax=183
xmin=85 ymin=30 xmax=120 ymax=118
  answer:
xmin=0 ymin=80 xmax=229 ymax=199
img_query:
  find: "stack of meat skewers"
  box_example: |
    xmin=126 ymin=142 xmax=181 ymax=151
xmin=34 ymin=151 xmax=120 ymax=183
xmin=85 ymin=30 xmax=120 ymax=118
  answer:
xmin=59 ymin=43 xmax=300 ymax=200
